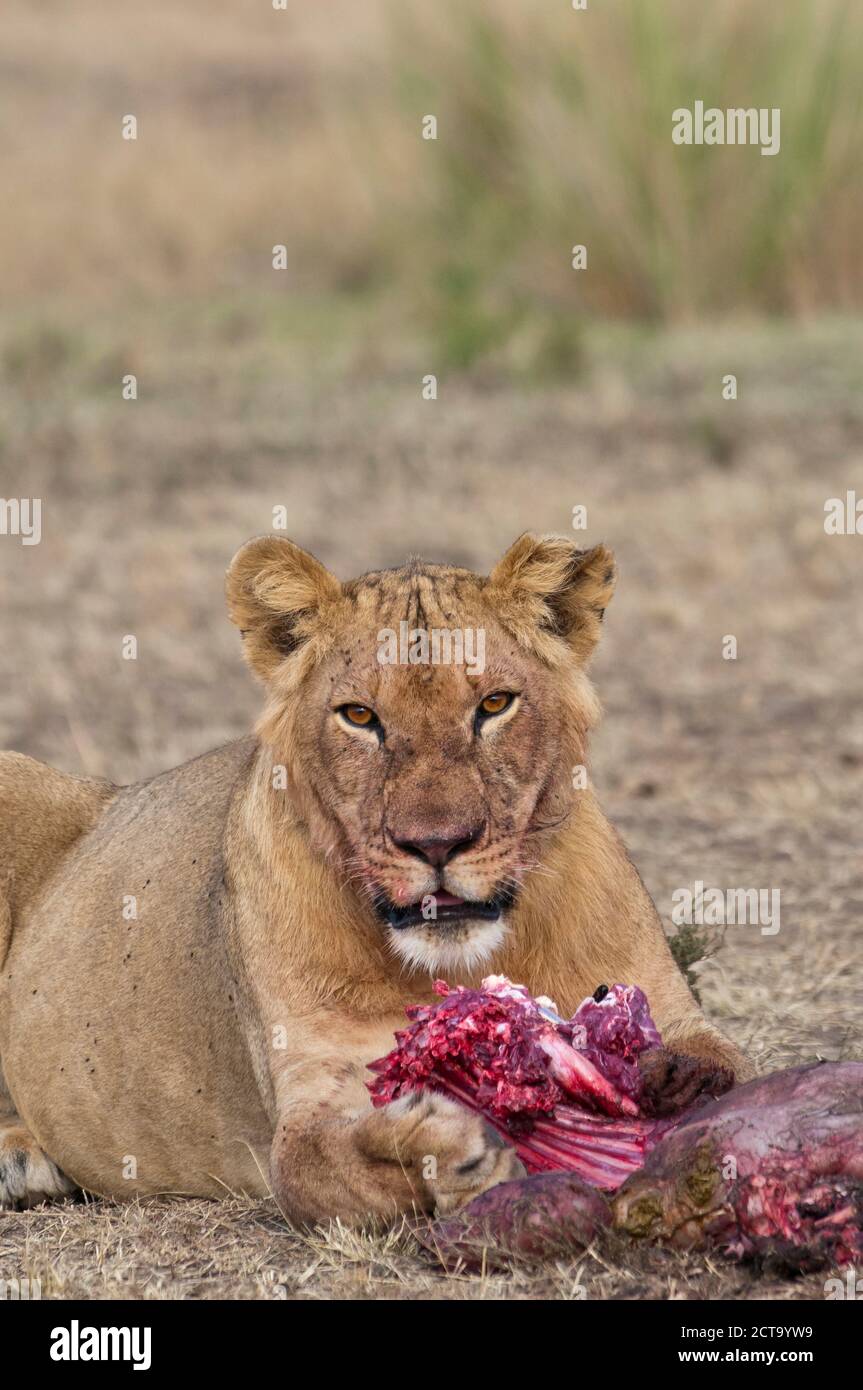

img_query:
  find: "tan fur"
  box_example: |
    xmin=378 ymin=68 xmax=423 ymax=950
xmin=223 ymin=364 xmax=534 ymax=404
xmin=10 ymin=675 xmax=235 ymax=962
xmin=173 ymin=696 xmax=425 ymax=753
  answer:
xmin=0 ymin=534 xmax=750 ymax=1221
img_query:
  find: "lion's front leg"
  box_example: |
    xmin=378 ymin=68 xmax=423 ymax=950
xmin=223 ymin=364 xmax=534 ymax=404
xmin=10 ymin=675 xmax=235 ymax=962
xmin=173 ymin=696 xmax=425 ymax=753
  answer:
xmin=270 ymin=1090 xmax=523 ymax=1226
xmin=597 ymin=904 xmax=755 ymax=1101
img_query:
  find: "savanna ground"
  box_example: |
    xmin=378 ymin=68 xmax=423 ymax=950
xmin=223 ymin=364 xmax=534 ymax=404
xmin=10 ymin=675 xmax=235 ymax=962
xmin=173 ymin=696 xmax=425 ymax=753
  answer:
xmin=0 ymin=0 xmax=862 ymax=1299
xmin=1 ymin=313 xmax=861 ymax=1300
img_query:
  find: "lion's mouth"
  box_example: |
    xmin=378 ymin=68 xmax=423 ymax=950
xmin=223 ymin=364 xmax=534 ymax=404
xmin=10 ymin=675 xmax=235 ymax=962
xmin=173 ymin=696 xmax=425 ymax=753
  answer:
xmin=381 ymin=889 xmax=512 ymax=931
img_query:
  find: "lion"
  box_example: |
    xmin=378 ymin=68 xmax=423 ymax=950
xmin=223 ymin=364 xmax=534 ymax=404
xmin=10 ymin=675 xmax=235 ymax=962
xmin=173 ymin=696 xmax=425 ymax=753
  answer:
xmin=0 ymin=534 xmax=751 ymax=1220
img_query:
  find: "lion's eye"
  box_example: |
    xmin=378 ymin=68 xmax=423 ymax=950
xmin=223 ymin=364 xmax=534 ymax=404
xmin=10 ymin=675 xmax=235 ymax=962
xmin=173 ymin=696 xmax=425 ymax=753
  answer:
xmin=338 ymin=704 xmax=379 ymax=728
xmin=479 ymin=692 xmax=513 ymax=718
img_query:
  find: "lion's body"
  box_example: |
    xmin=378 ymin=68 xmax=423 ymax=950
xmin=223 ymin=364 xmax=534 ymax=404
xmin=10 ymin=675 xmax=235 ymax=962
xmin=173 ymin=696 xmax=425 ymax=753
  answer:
xmin=0 ymin=535 xmax=750 ymax=1218
xmin=0 ymin=742 xmax=272 ymax=1200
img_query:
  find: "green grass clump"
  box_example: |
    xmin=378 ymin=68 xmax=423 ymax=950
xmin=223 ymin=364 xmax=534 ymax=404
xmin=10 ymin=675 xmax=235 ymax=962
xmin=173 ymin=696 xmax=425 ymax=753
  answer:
xmin=668 ymin=923 xmax=725 ymax=1004
xmin=379 ymin=0 xmax=863 ymax=370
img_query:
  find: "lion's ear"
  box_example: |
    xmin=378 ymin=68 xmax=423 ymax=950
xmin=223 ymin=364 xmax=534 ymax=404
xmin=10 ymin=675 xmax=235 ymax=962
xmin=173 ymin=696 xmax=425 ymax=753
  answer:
xmin=226 ymin=536 xmax=342 ymax=680
xmin=487 ymin=533 xmax=616 ymax=664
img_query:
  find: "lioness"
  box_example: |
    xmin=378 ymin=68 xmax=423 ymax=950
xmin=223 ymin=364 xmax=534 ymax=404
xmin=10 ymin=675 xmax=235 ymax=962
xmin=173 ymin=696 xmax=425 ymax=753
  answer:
xmin=0 ymin=534 xmax=749 ymax=1219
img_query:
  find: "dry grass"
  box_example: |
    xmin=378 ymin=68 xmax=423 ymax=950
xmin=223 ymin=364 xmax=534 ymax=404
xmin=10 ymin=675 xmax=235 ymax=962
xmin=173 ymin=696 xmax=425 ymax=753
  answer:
xmin=0 ymin=1197 xmax=837 ymax=1301
xmin=0 ymin=312 xmax=860 ymax=1299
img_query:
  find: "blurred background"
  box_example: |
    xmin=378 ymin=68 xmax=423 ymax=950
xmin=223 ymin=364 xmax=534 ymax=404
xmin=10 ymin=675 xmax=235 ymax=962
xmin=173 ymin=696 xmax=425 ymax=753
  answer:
xmin=1 ymin=0 xmax=861 ymax=1074
xmin=4 ymin=1 xmax=863 ymax=332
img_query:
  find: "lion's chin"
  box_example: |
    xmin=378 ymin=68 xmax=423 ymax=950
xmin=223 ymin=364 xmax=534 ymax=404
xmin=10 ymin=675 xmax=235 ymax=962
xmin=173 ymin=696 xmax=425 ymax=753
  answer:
xmin=385 ymin=917 xmax=508 ymax=976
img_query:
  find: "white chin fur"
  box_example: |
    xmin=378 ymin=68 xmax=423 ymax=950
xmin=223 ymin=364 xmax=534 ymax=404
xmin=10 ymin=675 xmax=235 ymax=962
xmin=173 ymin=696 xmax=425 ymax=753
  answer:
xmin=386 ymin=917 xmax=508 ymax=976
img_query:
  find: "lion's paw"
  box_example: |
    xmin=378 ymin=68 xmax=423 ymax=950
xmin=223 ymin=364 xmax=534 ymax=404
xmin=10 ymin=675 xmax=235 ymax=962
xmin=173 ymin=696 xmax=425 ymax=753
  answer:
xmin=0 ymin=1122 xmax=76 ymax=1210
xmin=638 ymin=1046 xmax=736 ymax=1117
xmin=380 ymin=1092 xmax=525 ymax=1216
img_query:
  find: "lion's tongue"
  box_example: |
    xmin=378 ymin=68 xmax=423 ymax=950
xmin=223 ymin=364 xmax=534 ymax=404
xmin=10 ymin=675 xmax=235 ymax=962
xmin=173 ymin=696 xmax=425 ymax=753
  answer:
xmin=432 ymin=892 xmax=465 ymax=907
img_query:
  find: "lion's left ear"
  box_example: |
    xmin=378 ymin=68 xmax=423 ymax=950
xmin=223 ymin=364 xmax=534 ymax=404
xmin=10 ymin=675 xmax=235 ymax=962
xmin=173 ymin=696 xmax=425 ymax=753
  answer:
xmin=486 ymin=533 xmax=616 ymax=664
xmin=226 ymin=535 xmax=342 ymax=681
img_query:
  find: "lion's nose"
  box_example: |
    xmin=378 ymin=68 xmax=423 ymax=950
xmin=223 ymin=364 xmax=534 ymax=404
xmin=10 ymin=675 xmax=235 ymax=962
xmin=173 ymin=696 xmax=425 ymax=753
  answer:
xmin=392 ymin=824 xmax=485 ymax=868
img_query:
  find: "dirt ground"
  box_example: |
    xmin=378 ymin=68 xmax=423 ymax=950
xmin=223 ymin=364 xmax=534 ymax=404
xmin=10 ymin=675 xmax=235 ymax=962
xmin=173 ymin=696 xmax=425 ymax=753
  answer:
xmin=0 ymin=314 xmax=861 ymax=1299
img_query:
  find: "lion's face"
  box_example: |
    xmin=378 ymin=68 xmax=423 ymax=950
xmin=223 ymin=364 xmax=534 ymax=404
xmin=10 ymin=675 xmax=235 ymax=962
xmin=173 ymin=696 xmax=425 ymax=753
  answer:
xmin=227 ymin=534 xmax=616 ymax=974
xmin=292 ymin=588 xmax=570 ymax=974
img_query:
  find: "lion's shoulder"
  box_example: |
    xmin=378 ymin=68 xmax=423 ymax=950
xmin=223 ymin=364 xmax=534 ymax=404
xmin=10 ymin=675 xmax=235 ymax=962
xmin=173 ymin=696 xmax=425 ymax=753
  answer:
xmin=0 ymin=751 xmax=116 ymax=936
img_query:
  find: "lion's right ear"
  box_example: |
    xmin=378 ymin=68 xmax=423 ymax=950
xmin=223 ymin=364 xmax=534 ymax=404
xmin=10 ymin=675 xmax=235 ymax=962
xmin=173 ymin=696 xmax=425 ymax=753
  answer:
xmin=225 ymin=536 xmax=342 ymax=680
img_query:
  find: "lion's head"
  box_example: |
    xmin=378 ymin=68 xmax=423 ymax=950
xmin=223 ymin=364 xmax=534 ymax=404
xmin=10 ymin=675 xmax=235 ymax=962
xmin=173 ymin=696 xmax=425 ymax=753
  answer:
xmin=226 ymin=534 xmax=615 ymax=974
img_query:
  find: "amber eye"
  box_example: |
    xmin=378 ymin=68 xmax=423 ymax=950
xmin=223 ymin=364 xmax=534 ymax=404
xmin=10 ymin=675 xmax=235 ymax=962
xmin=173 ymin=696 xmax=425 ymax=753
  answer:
xmin=339 ymin=704 xmax=377 ymax=727
xmin=479 ymin=692 xmax=513 ymax=717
